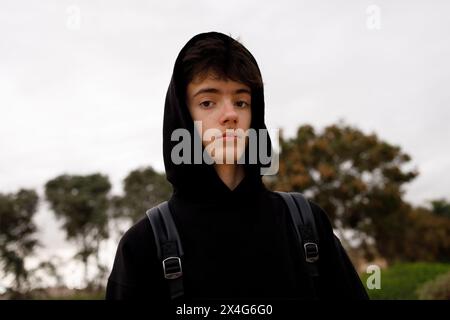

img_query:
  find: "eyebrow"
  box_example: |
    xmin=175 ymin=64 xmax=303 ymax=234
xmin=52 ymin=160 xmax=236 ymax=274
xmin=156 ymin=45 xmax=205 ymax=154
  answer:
xmin=193 ymin=87 xmax=251 ymax=98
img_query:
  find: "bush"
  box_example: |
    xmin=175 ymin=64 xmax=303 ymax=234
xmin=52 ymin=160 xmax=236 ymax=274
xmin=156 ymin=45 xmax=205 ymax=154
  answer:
xmin=416 ymin=271 xmax=450 ymax=300
xmin=360 ymin=262 xmax=450 ymax=299
xmin=0 ymin=287 xmax=106 ymax=300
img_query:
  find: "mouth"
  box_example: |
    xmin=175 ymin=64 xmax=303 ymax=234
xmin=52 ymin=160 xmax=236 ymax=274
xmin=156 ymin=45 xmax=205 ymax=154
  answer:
xmin=220 ymin=131 xmax=238 ymax=140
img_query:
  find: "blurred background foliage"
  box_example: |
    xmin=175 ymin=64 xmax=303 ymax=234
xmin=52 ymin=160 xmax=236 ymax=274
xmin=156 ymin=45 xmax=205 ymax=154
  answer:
xmin=1 ymin=122 xmax=449 ymax=299
xmin=360 ymin=263 xmax=450 ymax=300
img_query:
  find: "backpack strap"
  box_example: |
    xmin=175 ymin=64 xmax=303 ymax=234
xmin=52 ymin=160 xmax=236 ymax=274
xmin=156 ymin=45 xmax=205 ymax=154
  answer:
xmin=275 ymin=191 xmax=320 ymax=277
xmin=146 ymin=201 xmax=184 ymax=300
xmin=145 ymin=194 xmax=320 ymax=299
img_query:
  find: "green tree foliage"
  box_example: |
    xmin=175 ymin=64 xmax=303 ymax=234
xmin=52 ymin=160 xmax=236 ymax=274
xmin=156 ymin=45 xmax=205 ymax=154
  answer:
xmin=112 ymin=166 xmax=172 ymax=223
xmin=0 ymin=189 xmax=39 ymax=293
xmin=402 ymin=205 xmax=450 ymax=262
xmin=430 ymin=199 xmax=450 ymax=219
xmin=44 ymin=174 xmax=111 ymax=287
xmin=266 ymin=123 xmax=418 ymax=262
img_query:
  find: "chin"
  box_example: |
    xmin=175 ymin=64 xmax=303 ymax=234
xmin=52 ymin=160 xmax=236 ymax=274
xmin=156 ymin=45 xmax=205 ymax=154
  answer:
xmin=205 ymin=140 xmax=246 ymax=165
xmin=207 ymin=150 xmax=241 ymax=165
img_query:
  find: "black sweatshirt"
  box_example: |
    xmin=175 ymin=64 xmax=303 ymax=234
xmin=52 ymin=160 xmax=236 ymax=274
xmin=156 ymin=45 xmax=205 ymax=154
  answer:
xmin=105 ymin=32 xmax=369 ymax=302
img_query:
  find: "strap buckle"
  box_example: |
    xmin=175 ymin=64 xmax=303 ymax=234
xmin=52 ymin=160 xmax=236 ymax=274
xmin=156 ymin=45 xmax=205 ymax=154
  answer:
xmin=162 ymin=257 xmax=183 ymax=279
xmin=304 ymin=242 xmax=319 ymax=263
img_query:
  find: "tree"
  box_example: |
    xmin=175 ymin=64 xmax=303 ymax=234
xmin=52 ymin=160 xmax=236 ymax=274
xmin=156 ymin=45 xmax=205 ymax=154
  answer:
xmin=112 ymin=166 xmax=172 ymax=224
xmin=430 ymin=199 xmax=450 ymax=219
xmin=402 ymin=205 xmax=450 ymax=262
xmin=44 ymin=174 xmax=111 ymax=288
xmin=0 ymin=189 xmax=39 ymax=294
xmin=265 ymin=122 xmax=418 ymax=262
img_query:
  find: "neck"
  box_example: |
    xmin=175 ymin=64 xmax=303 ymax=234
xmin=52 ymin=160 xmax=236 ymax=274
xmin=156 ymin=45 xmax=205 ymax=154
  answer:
xmin=214 ymin=163 xmax=245 ymax=191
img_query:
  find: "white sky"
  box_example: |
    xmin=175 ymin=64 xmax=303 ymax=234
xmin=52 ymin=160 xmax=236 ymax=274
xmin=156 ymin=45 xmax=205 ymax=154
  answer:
xmin=1 ymin=0 xmax=449 ymax=289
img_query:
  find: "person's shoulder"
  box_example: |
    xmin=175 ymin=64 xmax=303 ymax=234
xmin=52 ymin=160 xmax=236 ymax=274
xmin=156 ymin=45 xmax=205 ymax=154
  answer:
xmin=107 ymin=215 xmax=162 ymax=295
xmin=111 ymin=215 xmax=159 ymax=275
xmin=263 ymin=189 xmax=289 ymax=203
xmin=117 ymin=215 xmax=154 ymax=253
xmin=307 ymin=200 xmax=331 ymax=221
xmin=264 ymin=190 xmax=325 ymax=212
xmin=308 ymin=199 xmax=335 ymax=231
xmin=264 ymin=190 xmax=333 ymax=230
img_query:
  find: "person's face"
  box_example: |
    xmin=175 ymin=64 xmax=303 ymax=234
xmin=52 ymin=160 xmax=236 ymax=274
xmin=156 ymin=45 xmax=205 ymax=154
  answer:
xmin=186 ymin=72 xmax=252 ymax=164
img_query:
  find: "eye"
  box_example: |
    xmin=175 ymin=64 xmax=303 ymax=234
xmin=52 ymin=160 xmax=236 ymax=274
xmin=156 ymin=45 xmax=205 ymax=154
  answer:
xmin=236 ymin=100 xmax=250 ymax=108
xmin=199 ymin=101 xmax=215 ymax=108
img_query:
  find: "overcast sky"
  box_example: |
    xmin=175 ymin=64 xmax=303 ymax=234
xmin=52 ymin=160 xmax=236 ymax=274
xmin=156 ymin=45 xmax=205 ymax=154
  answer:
xmin=1 ymin=0 xmax=449 ymax=288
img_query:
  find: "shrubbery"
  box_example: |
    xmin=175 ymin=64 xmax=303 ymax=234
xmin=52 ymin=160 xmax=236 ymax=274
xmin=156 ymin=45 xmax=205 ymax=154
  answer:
xmin=361 ymin=262 xmax=450 ymax=299
xmin=416 ymin=270 xmax=450 ymax=300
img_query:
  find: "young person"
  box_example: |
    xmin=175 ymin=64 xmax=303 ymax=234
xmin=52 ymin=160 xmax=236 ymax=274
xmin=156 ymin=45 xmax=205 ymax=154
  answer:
xmin=106 ymin=31 xmax=369 ymax=302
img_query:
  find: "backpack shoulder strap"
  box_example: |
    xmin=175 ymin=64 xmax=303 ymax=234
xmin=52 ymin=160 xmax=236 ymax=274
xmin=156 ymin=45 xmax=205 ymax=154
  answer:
xmin=275 ymin=191 xmax=320 ymax=277
xmin=146 ymin=201 xmax=184 ymax=300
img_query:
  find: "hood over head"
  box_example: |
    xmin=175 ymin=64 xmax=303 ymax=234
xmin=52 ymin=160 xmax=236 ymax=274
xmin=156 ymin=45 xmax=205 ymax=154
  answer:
xmin=162 ymin=31 xmax=273 ymax=202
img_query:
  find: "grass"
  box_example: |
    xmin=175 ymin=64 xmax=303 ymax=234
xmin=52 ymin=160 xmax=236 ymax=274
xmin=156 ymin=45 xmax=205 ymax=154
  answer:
xmin=360 ymin=262 xmax=450 ymax=300
xmin=0 ymin=287 xmax=107 ymax=300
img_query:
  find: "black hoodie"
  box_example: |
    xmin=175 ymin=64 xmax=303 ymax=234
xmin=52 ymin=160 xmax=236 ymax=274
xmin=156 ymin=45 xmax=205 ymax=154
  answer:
xmin=105 ymin=32 xmax=369 ymax=303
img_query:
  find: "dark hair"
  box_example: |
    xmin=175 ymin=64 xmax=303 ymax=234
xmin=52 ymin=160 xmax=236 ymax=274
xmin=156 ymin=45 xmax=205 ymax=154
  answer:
xmin=181 ymin=34 xmax=263 ymax=91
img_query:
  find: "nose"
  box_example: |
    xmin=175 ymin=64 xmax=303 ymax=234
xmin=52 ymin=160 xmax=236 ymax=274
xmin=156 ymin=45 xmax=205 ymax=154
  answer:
xmin=219 ymin=100 xmax=238 ymax=126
